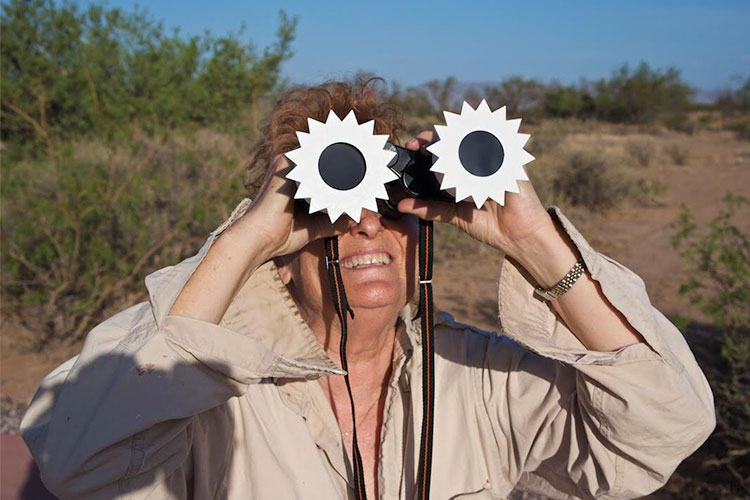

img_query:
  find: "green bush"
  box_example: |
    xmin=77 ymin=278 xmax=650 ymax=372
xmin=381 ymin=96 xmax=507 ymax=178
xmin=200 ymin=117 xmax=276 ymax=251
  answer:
xmin=0 ymin=0 xmax=295 ymax=348
xmin=459 ymin=63 xmax=692 ymax=125
xmin=672 ymin=194 xmax=750 ymax=496
xmin=716 ymin=76 xmax=750 ymax=114
xmin=592 ymin=62 xmax=693 ymax=123
xmin=726 ymin=120 xmax=750 ymax=141
xmin=482 ymin=77 xmax=544 ymax=116
xmin=1 ymin=0 xmax=296 ymax=146
xmin=1 ymin=133 xmax=246 ymax=348
xmin=543 ymin=85 xmax=594 ymax=118
xmin=674 ymin=194 xmax=750 ymax=334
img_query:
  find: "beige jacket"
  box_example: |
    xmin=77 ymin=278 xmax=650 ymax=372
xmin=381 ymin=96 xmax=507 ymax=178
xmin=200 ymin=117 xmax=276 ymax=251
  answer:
xmin=21 ymin=203 xmax=715 ymax=500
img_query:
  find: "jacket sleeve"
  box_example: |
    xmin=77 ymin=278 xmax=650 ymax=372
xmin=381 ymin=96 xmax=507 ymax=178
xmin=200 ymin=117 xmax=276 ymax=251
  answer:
xmin=481 ymin=207 xmax=715 ymax=500
xmin=19 ymin=199 xmax=339 ymax=499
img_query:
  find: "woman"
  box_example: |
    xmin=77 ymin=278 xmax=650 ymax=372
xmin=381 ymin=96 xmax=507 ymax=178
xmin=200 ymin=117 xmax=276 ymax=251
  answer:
xmin=22 ymin=81 xmax=714 ymax=500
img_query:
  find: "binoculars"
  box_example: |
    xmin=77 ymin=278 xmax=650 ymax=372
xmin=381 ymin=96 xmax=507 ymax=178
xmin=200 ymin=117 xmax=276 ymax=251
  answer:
xmin=286 ymin=100 xmax=534 ymax=222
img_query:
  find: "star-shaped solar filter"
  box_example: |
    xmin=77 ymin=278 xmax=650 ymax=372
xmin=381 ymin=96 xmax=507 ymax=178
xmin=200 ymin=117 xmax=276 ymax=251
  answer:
xmin=285 ymin=109 xmax=397 ymax=223
xmin=427 ymin=100 xmax=535 ymax=208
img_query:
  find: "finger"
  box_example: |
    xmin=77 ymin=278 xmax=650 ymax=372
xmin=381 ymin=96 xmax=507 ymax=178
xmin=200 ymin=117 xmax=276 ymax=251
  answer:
xmin=253 ymin=155 xmax=293 ymax=204
xmin=266 ymin=156 xmax=298 ymax=198
xmin=406 ymin=130 xmax=437 ymax=154
xmin=397 ymin=197 xmax=457 ymax=224
xmin=302 ymin=212 xmax=350 ymax=242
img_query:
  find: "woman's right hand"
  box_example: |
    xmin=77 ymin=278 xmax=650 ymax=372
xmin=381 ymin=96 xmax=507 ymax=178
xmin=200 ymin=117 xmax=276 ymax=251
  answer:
xmin=237 ymin=155 xmax=347 ymax=260
xmin=170 ymin=155 xmax=345 ymax=323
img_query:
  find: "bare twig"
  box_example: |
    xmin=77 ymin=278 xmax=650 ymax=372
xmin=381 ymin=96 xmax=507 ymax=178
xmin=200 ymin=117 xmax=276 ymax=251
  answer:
xmin=6 ymin=244 xmax=49 ymax=284
xmin=1 ymin=100 xmax=57 ymax=160
xmin=69 ymin=228 xmax=179 ymax=341
xmin=81 ymin=56 xmax=101 ymax=118
xmin=109 ymin=138 xmax=162 ymax=205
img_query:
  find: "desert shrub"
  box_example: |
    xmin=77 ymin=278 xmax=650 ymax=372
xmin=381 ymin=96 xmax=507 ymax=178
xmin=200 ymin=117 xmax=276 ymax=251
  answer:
xmin=591 ymin=62 xmax=693 ymax=124
xmin=633 ymin=178 xmax=668 ymax=205
xmin=672 ymin=194 xmax=750 ymax=496
xmin=664 ymin=114 xmax=697 ymax=135
xmin=714 ymin=77 xmax=749 ymax=141
xmin=481 ymin=77 xmax=544 ymax=116
xmin=1 ymin=0 xmax=296 ymax=146
xmin=526 ymin=119 xmax=593 ymax=157
xmin=1 ymin=133 xmax=246 ymax=349
xmin=550 ymin=150 xmax=636 ymax=211
xmin=665 ymin=143 xmax=688 ymax=165
xmin=462 ymin=62 xmax=692 ymax=126
xmin=527 ymin=124 xmax=566 ymax=157
xmin=715 ymin=76 xmax=750 ymax=114
xmin=726 ymin=120 xmax=750 ymax=141
xmin=0 ymin=0 xmax=294 ymax=348
xmin=543 ymin=85 xmax=594 ymax=118
xmin=389 ymin=77 xmax=459 ymax=120
xmin=698 ymin=114 xmax=715 ymax=127
xmin=626 ymin=139 xmax=656 ymax=167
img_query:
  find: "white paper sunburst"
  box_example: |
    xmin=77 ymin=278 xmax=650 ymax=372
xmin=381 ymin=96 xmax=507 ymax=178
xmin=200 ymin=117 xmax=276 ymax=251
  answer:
xmin=285 ymin=109 xmax=397 ymax=223
xmin=427 ymin=100 xmax=535 ymax=208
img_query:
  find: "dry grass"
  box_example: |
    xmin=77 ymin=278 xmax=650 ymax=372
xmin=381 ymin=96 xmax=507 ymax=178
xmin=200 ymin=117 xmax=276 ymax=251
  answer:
xmin=626 ymin=139 xmax=657 ymax=167
xmin=521 ymin=122 xmax=681 ymax=213
xmin=665 ymin=143 xmax=689 ymax=166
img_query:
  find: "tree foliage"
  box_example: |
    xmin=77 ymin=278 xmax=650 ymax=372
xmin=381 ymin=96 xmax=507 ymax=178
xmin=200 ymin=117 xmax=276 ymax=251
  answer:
xmin=1 ymin=0 xmax=296 ymax=147
xmin=1 ymin=0 xmax=296 ymax=348
xmin=390 ymin=62 xmax=693 ymax=126
xmin=590 ymin=62 xmax=693 ymax=123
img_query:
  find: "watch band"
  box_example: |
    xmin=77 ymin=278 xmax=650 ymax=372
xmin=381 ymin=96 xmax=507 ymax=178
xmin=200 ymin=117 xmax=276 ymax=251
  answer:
xmin=534 ymin=259 xmax=587 ymax=301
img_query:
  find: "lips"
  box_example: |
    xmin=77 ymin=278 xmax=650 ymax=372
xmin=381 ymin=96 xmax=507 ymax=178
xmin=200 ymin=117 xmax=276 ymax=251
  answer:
xmin=341 ymin=252 xmax=393 ymax=269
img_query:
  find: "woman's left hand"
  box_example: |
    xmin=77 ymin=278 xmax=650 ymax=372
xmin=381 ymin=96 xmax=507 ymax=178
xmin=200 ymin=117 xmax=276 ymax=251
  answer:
xmin=396 ymin=130 xmax=555 ymax=262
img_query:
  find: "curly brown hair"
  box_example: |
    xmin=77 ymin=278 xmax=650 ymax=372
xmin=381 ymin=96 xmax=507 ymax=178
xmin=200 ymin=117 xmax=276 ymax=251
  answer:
xmin=243 ymin=78 xmax=404 ymax=198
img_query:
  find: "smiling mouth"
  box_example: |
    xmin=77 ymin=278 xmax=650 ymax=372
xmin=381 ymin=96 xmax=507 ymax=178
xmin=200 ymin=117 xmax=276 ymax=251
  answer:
xmin=341 ymin=252 xmax=393 ymax=270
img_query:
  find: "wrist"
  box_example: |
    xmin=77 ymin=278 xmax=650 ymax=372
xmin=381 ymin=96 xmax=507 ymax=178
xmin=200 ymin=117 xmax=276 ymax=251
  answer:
xmin=219 ymin=211 xmax=278 ymax=270
xmin=507 ymin=215 xmax=579 ymax=289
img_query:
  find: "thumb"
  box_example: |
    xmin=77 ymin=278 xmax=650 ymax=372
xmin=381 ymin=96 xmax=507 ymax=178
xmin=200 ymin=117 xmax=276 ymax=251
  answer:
xmin=397 ymin=198 xmax=457 ymax=224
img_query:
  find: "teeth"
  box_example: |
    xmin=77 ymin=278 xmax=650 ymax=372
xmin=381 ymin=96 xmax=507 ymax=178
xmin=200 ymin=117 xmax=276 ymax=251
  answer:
xmin=342 ymin=253 xmax=392 ymax=269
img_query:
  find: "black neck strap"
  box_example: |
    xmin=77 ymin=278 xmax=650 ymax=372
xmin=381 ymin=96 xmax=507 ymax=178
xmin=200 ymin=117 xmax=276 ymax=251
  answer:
xmin=324 ymin=236 xmax=366 ymax=500
xmin=416 ymin=218 xmax=435 ymax=500
xmin=323 ymin=220 xmax=435 ymax=500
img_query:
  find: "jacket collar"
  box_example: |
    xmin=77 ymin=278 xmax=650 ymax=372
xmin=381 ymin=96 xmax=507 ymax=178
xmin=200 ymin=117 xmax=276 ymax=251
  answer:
xmin=146 ymin=198 xmax=420 ymax=380
xmin=221 ymin=259 xmax=420 ymax=376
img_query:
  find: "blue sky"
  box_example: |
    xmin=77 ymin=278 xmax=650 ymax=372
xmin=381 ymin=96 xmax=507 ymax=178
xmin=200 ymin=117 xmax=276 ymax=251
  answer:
xmin=78 ymin=0 xmax=749 ymax=90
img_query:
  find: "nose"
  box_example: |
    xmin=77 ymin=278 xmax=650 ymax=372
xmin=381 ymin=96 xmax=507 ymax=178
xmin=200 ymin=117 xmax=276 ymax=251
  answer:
xmin=348 ymin=209 xmax=384 ymax=239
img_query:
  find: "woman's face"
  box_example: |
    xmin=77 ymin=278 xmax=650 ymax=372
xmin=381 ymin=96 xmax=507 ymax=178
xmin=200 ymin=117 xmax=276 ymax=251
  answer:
xmin=278 ymin=210 xmax=419 ymax=319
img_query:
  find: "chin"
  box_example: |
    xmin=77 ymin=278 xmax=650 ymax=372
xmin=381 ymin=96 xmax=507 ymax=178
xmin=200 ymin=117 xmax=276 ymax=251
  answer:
xmin=346 ymin=280 xmax=405 ymax=311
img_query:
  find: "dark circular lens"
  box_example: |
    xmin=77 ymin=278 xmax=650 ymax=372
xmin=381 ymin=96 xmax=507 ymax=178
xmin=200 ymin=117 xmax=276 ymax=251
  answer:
xmin=318 ymin=142 xmax=367 ymax=190
xmin=458 ymin=131 xmax=504 ymax=177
